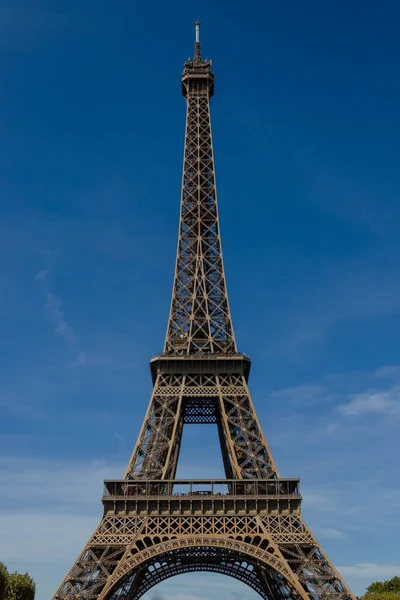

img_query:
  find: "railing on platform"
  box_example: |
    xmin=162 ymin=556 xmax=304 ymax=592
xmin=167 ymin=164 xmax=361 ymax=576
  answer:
xmin=150 ymin=351 xmax=250 ymax=360
xmin=103 ymin=479 xmax=300 ymax=499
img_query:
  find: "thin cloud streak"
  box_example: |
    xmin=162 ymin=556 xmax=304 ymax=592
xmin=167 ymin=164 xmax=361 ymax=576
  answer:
xmin=317 ymin=527 xmax=345 ymax=540
xmin=375 ymin=365 xmax=400 ymax=381
xmin=271 ymin=261 xmax=400 ymax=356
xmin=0 ymin=456 xmax=123 ymax=509
xmin=338 ymin=563 xmax=400 ymax=579
xmin=338 ymin=386 xmax=400 ymax=417
xmin=269 ymin=384 xmax=327 ymax=406
xmin=35 ymin=269 xmax=86 ymax=366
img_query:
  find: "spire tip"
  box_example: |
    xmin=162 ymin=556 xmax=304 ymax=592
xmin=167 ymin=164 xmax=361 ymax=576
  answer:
xmin=194 ymin=21 xmax=201 ymax=59
xmin=194 ymin=21 xmax=200 ymax=43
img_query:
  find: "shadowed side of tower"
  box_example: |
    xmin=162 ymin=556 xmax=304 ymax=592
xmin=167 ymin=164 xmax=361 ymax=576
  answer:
xmin=52 ymin=23 xmax=356 ymax=600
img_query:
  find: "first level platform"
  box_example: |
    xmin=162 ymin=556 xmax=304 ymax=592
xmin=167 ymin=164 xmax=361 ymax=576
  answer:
xmin=102 ymin=478 xmax=302 ymax=517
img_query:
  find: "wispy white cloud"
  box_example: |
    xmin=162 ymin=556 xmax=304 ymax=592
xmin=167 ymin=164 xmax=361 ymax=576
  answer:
xmin=316 ymin=527 xmax=345 ymax=540
xmin=267 ymin=365 xmax=400 ymax=438
xmin=35 ymin=269 xmax=86 ymax=366
xmin=338 ymin=563 xmax=400 ymax=578
xmin=272 ymin=258 xmax=400 ymax=355
xmin=266 ymin=366 xmax=400 ymax=574
xmin=338 ymin=386 xmax=400 ymax=416
xmin=0 ymin=456 xmax=123 ymax=510
xmin=375 ymin=365 xmax=400 ymax=381
xmin=0 ymin=456 xmax=123 ymax=598
xmin=0 ymin=392 xmax=46 ymax=421
xmin=0 ymin=512 xmax=99 ymax=564
xmin=302 ymin=474 xmax=400 ymax=532
xmin=269 ymin=384 xmax=326 ymax=406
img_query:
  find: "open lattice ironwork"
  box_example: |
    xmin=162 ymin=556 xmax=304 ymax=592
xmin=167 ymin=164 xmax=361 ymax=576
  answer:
xmin=106 ymin=546 xmax=296 ymax=600
xmin=52 ymin=24 xmax=356 ymax=600
xmin=124 ymin=373 xmax=278 ymax=481
xmin=164 ymin=33 xmax=235 ymax=356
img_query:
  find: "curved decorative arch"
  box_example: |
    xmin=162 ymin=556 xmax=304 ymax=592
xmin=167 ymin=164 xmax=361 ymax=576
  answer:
xmin=99 ymin=537 xmax=307 ymax=600
xmin=106 ymin=550 xmax=270 ymax=600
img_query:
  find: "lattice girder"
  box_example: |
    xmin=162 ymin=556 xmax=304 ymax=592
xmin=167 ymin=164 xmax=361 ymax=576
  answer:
xmin=124 ymin=373 xmax=277 ymax=481
xmin=51 ymin=27 xmax=356 ymax=600
xmin=53 ymin=512 xmax=353 ymax=600
xmin=164 ymin=86 xmax=236 ymax=355
xmin=105 ymin=549 xmax=274 ymax=600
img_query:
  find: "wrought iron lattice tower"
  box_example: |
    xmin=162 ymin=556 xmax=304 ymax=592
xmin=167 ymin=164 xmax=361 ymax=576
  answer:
xmin=53 ymin=23 xmax=355 ymax=600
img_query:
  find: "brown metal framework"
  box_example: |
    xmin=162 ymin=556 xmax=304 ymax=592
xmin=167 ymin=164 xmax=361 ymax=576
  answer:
xmin=52 ymin=23 xmax=356 ymax=600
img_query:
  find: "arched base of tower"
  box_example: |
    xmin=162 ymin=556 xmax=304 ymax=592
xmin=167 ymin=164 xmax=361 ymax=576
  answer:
xmin=105 ymin=546 xmax=300 ymax=600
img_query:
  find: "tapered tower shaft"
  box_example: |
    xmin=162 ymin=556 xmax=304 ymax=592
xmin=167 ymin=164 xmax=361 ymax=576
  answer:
xmin=165 ymin=31 xmax=236 ymax=355
xmin=122 ymin=26 xmax=276 ymax=482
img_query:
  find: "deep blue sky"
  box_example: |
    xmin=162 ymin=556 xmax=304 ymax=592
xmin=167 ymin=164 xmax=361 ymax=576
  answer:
xmin=1 ymin=1 xmax=400 ymax=598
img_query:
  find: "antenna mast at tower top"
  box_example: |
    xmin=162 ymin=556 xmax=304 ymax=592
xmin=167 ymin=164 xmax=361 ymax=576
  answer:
xmin=194 ymin=20 xmax=201 ymax=60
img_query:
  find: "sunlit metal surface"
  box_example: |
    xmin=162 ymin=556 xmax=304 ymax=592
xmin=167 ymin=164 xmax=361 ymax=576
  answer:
xmin=52 ymin=23 xmax=355 ymax=600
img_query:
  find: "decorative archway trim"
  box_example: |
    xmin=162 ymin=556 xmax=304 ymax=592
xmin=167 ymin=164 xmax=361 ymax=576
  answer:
xmin=98 ymin=536 xmax=308 ymax=600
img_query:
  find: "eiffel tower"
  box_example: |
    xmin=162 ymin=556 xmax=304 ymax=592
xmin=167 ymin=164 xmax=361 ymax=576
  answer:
xmin=52 ymin=23 xmax=355 ymax=600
